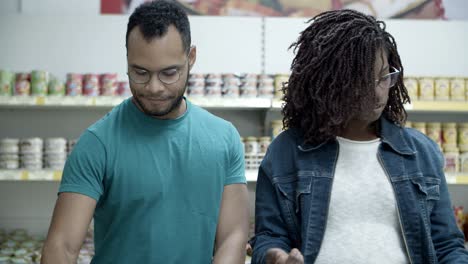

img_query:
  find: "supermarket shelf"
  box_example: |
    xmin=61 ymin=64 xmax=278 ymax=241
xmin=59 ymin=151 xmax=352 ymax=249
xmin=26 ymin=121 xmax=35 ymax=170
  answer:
xmin=272 ymin=99 xmax=468 ymax=112
xmin=0 ymin=96 xmax=272 ymax=109
xmin=405 ymin=101 xmax=468 ymax=112
xmin=188 ymin=97 xmax=272 ymax=109
xmin=0 ymin=170 xmax=62 ymax=181
xmin=0 ymin=95 xmax=127 ymax=108
xmin=2 ymin=170 xmax=466 ymax=185
xmin=445 ymin=173 xmax=468 ymax=185
xmin=2 ymin=97 xmax=468 ymax=112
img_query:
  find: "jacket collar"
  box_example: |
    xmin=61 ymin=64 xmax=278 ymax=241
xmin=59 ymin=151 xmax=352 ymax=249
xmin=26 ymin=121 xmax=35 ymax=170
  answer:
xmin=297 ymin=117 xmax=416 ymax=156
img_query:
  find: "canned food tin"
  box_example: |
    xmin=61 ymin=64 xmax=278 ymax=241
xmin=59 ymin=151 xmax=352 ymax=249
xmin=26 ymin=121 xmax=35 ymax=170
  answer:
xmin=100 ymin=73 xmax=118 ymax=96
xmin=223 ymin=77 xmax=240 ymax=87
xmin=83 ymin=74 xmax=100 ymax=96
xmin=443 ymin=146 xmax=459 ymax=173
xmin=188 ymin=86 xmax=204 ymax=97
xmin=403 ymin=77 xmax=419 ymax=100
xmin=188 ymin=78 xmax=205 ymax=87
xmin=31 ymin=70 xmax=49 ymax=96
xmin=442 ymin=123 xmax=457 ymax=148
xmin=258 ymin=85 xmax=274 ymax=98
xmin=21 ymin=153 xmax=42 ymax=163
xmin=66 ymin=73 xmax=83 ymax=96
xmin=274 ymin=74 xmax=289 ymax=99
xmin=189 ymin=73 xmax=204 ymax=79
xmin=0 ymin=70 xmax=15 ymax=96
xmin=258 ymin=137 xmax=271 ymax=154
xmin=222 ymin=86 xmax=240 ymax=98
xmin=458 ymin=123 xmax=468 ymax=151
xmin=0 ymin=138 xmax=19 ymax=154
xmin=461 ymin=152 xmax=468 ymax=173
xmin=44 ymin=138 xmax=67 ymax=150
xmin=48 ymin=78 xmax=65 ymax=95
xmin=419 ymin=78 xmax=434 ymax=101
xmin=0 ymin=160 xmax=19 ymax=169
xmin=116 ymin=81 xmax=131 ymax=97
xmin=240 ymin=86 xmax=257 ymax=98
xmin=412 ymin=122 xmax=426 ymax=135
xmin=244 ymin=137 xmax=259 ymax=154
xmin=426 ymin=122 xmax=442 ymax=147
xmin=21 ymin=161 xmax=43 ymax=170
xmin=67 ymin=139 xmax=77 ymax=153
xmin=450 ymin=78 xmax=465 ymax=101
xmin=205 ymin=78 xmax=223 ymax=87
xmin=435 ymin=78 xmax=450 ymax=101
xmin=205 ymin=86 xmax=222 ymax=97
xmin=19 ymin=138 xmax=43 ymax=154
xmin=258 ymin=74 xmax=274 ymax=86
xmin=15 ymin=73 xmax=31 ymax=96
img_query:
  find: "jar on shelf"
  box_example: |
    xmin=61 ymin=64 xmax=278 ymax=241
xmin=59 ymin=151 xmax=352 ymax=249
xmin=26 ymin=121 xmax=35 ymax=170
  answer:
xmin=48 ymin=78 xmax=65 ymax=96
xmin=240 ymin=85 xmax=258 ymax=98
xmin=31 ymin=70 xmax=49 ymax=96
xmin=450 ymin=78 xmax=465 ymax=101
xmin=100 ymin=73 xmax=118 ymax=96
xmin=412 ymin=122 xmax=426 ymax=135
xmin=83 ymin=74 xmax=100 ymax=96
xmin=427 ymin=122 xmax=442 ymax=147
xmin=460 ymin=151 xmax=468 ymax=173
xmin=434 ymin=77 xmax=450 ymax=101
xmin=66 ymin=73 xmax=83 ymax=96
xmin=419 ymin=77 xmax=434 ymax=101
xmin=116 ymin=81 xmax=131 ymax=97
xmin=244 ymin=137 xmax=259 ymax=154
xmin=274 ymin=74 xmax=289 ymax=99
xmin=0 ymin=70 xmax=15 ymax=96
xmin=442 ymin=122 xmax=457 ymax=148
xmin=258 ymin=136 xmax=271 ymax=154
xmin=458 ymin=123 xmax=468 ymax=151
xmin=15 ymin=73 xmax=31 ymax=96
xmin=443 ymin=146 xmax=459 ymax=173
xmin=403 ymin=77 xmax=419 ymax=100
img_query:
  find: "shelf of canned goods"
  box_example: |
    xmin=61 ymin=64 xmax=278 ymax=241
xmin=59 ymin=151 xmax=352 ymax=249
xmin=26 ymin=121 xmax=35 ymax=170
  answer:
xmin=2 ymin=96 xmax=468 ymax=112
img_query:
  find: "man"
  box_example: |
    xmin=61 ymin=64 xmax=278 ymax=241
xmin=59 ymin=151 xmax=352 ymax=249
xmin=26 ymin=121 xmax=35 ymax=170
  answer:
xmin=41 ymin=1 xmax=249 ymax=263
xmin=251 ymin=9 xmax=468 ymax=264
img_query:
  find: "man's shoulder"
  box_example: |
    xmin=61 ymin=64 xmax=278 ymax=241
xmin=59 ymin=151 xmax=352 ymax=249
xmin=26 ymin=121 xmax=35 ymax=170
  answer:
xmin=190 ymin=103 xmax=234 ymax=131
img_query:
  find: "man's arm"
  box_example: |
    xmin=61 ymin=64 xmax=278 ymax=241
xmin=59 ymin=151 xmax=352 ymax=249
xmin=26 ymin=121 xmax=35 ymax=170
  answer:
xmin=41 ymin=193 xmax=96 ymax=264
xmin=213 ymin=183 xmax=250 ymax=264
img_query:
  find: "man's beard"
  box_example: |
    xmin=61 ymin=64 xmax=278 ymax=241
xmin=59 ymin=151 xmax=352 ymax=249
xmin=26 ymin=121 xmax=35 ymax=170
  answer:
xmin=132 ymin=71 xmax=189 ymax=117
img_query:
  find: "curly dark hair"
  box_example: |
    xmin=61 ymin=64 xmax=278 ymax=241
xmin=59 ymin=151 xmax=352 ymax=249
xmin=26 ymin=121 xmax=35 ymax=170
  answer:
xmin=282 ymin=9 xmax=410 ymax=145
xmin=126 ymin=0 xmax=191 ymax=52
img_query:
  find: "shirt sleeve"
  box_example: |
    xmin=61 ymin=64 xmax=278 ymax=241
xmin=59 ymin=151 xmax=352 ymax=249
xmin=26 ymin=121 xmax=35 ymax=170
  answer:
xmin=58 ymin=130 xmax=106 ymax=201
xmin=224 ymin=123 xmax=246 ymax=185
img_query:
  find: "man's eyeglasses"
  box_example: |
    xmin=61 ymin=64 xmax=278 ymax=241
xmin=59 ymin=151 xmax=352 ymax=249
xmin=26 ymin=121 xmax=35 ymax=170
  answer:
xmin=127 ymin=61 xmax=187 ymax=85
xmin=376 ymin=67 xmax=400 ymax=88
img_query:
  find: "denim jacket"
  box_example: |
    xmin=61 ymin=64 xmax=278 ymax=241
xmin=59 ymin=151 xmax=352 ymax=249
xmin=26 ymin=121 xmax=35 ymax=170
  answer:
xmin=251 ymin=118 xmax=468 ymax=264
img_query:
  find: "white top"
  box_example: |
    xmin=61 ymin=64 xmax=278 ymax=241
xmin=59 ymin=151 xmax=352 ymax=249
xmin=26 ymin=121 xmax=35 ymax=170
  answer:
xmin=314 ymin=136 xmax=409 ymax=264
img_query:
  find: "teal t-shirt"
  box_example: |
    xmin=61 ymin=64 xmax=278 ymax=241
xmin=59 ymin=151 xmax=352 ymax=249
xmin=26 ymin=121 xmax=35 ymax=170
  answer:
xmin=59 ymin=98 xmax=246 ymax=263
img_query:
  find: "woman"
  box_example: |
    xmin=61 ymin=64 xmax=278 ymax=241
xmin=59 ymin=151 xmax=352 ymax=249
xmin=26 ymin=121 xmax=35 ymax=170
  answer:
xmin=251 ymin=9 xmax=468 ymax=264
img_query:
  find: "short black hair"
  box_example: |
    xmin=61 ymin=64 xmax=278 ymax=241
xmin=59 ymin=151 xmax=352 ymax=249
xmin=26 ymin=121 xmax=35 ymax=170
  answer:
xmin=126 ymin=0 xmax=191 ymax=52
xmin=282 ymin=9 xmax=409 ymax=145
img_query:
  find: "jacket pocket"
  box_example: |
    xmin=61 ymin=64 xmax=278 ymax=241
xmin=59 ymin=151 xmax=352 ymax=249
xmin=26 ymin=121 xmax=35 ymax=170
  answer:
xmin=272 ymin=172 xmax=313 ymax=242
xmin=410 ymin=176 xmax=441 ymax=214
xmin=410 ymin=176 xmax=441 ymax=200
xmin=274 ymin=172 xmax=312 ymax=214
